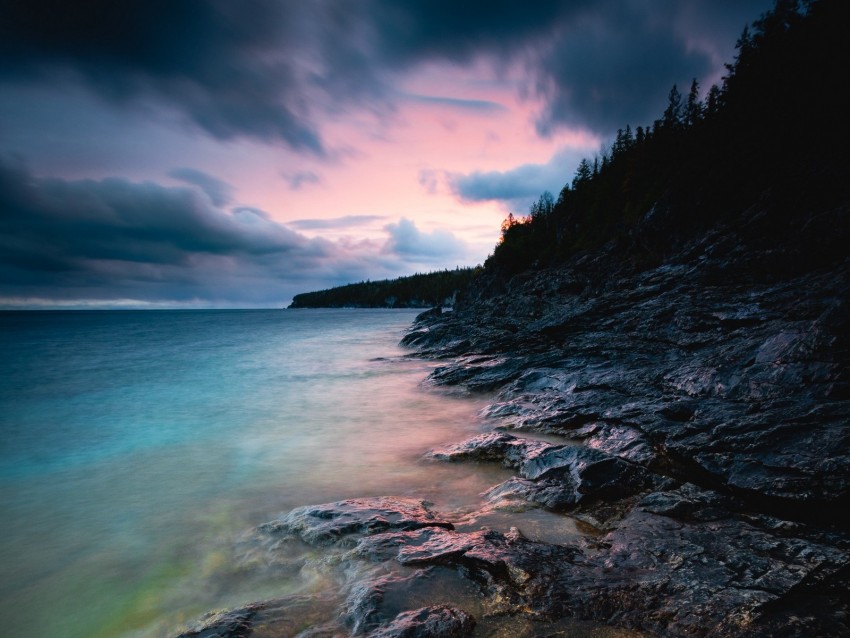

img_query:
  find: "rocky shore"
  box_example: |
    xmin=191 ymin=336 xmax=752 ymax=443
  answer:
xmin=392 ymin=198 xmax=850 ymax=636
xmin=177 ymin=198 xmax=849 ymax=637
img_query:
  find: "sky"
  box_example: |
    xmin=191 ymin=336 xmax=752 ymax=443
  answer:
xmin=0 ymin=0 xmax=774 ymax=308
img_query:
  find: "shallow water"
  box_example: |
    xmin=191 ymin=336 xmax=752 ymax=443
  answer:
xmin=0 ymin=309 xmax=634 ymax=637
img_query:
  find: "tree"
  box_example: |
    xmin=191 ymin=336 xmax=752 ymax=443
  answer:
xmin=530 ymin=191 xmax=555 ymax=220
xmin=613 ymin=125 xmax=634 ymax=156
xmin=662 ymin=84 xmax=682 ymax=129
xmin=500 ymin=212 xmax=517 ymax=239
xmin=705 ymin=84 xmax=722 ymax=117
xmin=572 ymin=158 xmax=593 ymax=189
xmin=684 ymin=78 xmax=703 ymax=127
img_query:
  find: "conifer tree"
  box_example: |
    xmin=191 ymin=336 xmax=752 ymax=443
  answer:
xmin=662 ymin=84 xmax=682 ymax=129
xmin=685 ymin=78 xmax=703 ymax=126
xmin=572 ymin=159 xmax=593 ymax=188
xmin=705 ymin=84 xmax=722 ymax=117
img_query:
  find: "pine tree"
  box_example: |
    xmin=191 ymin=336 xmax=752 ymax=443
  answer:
xmin=705 ymin=84 xmax=722 ymax=117
xmin=572 ymin=159 xmax=593 ymax=189
xmin=662 ymin=84 xmax=682 ymax=129
xmin=685 ymin=78 xmax=703 ymax=127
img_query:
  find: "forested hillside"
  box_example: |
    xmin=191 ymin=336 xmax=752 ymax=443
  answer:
xmin=288 ymin=267 xmax=478 ymax=308
xmin=489 ymin=0 xmax=848 ymax=280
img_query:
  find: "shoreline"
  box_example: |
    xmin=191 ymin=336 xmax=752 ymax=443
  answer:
xmin=176 ymin=229 xmax=850 ymax=638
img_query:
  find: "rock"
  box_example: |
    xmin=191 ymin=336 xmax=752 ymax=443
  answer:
xmin=175 ymin=603 xmax=262 ymax=638
xmin=342 ymin=571 xmax=428 ymax=635
xmin=370 ymin=605 xmax=475 ymax=638
xmin=426 ymin=432 xmax=556 ymax=467
xmin=575 ymin=422 xmax=657 ymax=465
xmin=414 ymin=306 xmax=442 ymax=324
xmin=482 ymin=477 xmax=578 ymax=511
xmin=554 ymin=501 xmax=850 ymax=636
xmin=259 ymin=497 xmax=454 ymax=546
xmin=431 ymin=432 xmax=663 ymax=508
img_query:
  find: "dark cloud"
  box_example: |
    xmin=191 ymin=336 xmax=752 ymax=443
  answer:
xmin=0 ymin=159 xmax=463 ymax=305
xmin=366 ymin=0 xmax=583 ymax=65
xmin=289 ymin=215 xmax=385 ymax=231
xmin=447 ymin=149 xmax=584 ymax=207
xmin=534 ymin=4 xmax=709 ymax=134
xmin=533 ymin=0 xmax=773 ymax=135
xmin=383 ymin=218 xmax=465 ymax=262
xmin=168 ymin=167 xmax=233 ymax=207
xmin=0 ymin=0 xmax=326 ymax=152
xmin=0 ymin=1 xmax=773 ymax=148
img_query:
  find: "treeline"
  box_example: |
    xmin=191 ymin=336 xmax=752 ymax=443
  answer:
xmin=288 ymin=267 xmax=479 ymax=308
xmin=491 ymin=0 xmax=849 ymax=274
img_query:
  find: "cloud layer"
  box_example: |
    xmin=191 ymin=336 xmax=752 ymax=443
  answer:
xmin=0 ymin=159 xmax=467 ymax=305
xmin=1 ymin=1 xmax=772 ymax=151
xmin=0 ymin=2 xmax=774 ymax=306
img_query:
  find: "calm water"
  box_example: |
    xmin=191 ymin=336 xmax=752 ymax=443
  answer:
xmin=0 ymin=309 xmax=499 ymax=636
xmin=0 ymin=309 xmax=619 ymax=638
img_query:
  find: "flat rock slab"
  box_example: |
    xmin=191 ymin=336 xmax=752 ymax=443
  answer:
xmin=259 ymin=497 xmax=454 ymax=546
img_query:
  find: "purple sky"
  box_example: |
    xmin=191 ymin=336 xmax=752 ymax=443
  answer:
xmin=0 ymin=0 xmax=773 ymax=307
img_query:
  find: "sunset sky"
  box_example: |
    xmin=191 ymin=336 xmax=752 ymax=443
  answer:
xmin=0 ymin=0 xmax=773 ymax=307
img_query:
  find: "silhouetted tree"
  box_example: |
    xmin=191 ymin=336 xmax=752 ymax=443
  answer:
xmin=705 ymin=84 xmax=722 ymax=117
xmin=662 ymin=84 xmax=682 ymax=129
xmin=572 ymin=159 xmax=593 ymax=188
xmin=530 ymin=191 xmax=555 ymax=219
xmin=684 ymin=78 xmax=703 ymax=127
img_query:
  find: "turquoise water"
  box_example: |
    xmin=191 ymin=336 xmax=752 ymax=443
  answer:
xmin=0 ymin=309 xmax=511 ymax=637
